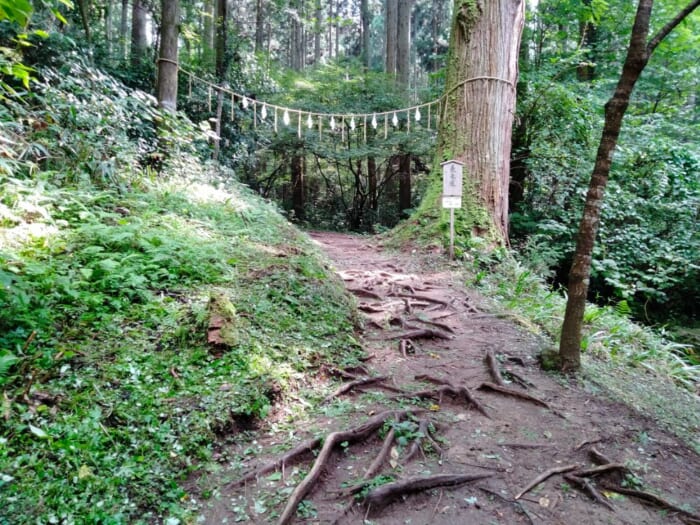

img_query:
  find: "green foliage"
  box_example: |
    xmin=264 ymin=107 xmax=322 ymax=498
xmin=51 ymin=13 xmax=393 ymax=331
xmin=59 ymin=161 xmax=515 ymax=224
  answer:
xmin=0 ymin=60 xmax=361 ymax=523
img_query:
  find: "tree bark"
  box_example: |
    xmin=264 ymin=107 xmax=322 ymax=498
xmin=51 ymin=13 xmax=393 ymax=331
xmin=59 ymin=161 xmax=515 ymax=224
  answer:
xmin=409 ymin=0 xmax=524 ymax=244
xmin=214 ymin=0 xmax=227 ymax=79
xmin=120 ymin=0 xmax=128 ymax=60
xmin=398 ymin=153 xmax=412 ymax=217
xmin=396 ymin=0 xmax=411 ymax=88
xmin=558 ymin=0 xmax=700 ymax=370
xmin=361 ymin=0 xmax=370 ymax=69
xmin=291 ymin=154 xmax=305 ymax=221
xmin=314 ymin=0 xmax=322 ymax=63
xmin=255 ymin=0 xmax=265 ymax=53
xmin=157 ymin=0 xmax=179 ymax=113
xmin=130 ymin=0 xmax=149 ymax=66
xmin=201 ymin=0 xmax=215 ymax=69
xmin=77 ymin=0 xmax=92 ymax=44
xmin=384 ymin=0 xmax=398 ymax=75
xmin=368 ymin=156 xmax=378 ymax=213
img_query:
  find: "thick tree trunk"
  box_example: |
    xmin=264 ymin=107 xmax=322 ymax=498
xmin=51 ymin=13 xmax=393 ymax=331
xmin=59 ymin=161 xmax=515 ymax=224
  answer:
xmin=396 ymin=0 xmax=411 ymax=88
xmin=291 ymin=154 xmax=305 ymax=221
xmin=558 ymin=0 xmax=700 ymax=370
xmin=215 ymin=0 xmax=227 ymax=79
xmin=409 ymin=0 xmax=524 ymax=244
xmin=157 ymin=0 xmax=179 ymax=113
xmin=130 ymin=0 xmax=149 ymax=66
xmin=385 ymin=0 xmax=398 ymax=75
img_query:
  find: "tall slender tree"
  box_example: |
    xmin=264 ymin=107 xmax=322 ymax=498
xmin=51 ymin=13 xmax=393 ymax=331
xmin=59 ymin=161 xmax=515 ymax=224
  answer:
xmin=130 ymin=0 xmax=149 ymax=66
xmin=156 ymin=0 xmax=179 ymax=113
xmin=558 ymin=0 xmax=700 ymax=371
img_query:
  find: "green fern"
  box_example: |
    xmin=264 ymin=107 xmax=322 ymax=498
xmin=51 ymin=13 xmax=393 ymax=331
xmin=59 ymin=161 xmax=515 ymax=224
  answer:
xmin=0 ymin=351 xmax=19 ymax=386
xmin=615 ymin=300 xmax=632 ymax=317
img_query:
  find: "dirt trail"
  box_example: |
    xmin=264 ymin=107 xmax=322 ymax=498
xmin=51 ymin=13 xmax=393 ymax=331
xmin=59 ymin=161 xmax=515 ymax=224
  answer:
xmin=194 ymin=232 xmax=700 ymax=525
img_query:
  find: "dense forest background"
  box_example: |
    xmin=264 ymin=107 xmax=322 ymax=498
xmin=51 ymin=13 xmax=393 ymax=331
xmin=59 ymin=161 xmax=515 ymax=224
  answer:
xmin=3 ymin=0 xmax=699 ymax=330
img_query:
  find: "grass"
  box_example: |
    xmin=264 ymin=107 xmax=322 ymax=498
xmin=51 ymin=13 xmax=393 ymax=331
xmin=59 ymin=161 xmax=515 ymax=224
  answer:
xmin=0 ymin=64 xmax=363 ymax=523
xmin=1 ymin=169 xmax=363 ymax=523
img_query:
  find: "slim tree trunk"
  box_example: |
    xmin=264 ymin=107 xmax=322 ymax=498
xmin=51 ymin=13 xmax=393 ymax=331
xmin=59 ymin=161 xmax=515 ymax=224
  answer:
xmin=157 ymin=0 xmax=179 ymax=113
xmin=77 ymin=0 xmax=92 ymax=44
xmin=368 ymin=156 xmax=378 ymax=212
xmin=255 ymin=0 xmax=265 ymax=53
xmin=398 ymin=153 xmax=411 ymax=217
xmin=214 ymin=0 xmax=227 ymax=79
xmin=559 ymin=0 xmax=700 ymax=370
xmin=131 ymin=0 xmax=149 ymax=66
xmin=105 ymin=0 xmax=113 ymax=60
xmin=396 ymin=0 xmax=410 ymax=88
xmin=384 ymin=0 xmax=398 ymax=75
xmin=361 ymin=0 xmax=370 ymax=69
xmin=120 ymin=0 xmax=128 ymax=59
xmin=202 ymin=0 xmax=215 ymax=69
xmin=291 ymin=154 xmax=305 ymax=221
xmin=314 ymin=0 xmax=322 ymax=63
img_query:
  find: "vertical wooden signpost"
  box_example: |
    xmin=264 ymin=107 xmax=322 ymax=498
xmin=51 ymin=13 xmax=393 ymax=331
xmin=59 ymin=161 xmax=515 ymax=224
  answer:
xmin=441 ymin=160 xmax=463 ymax=259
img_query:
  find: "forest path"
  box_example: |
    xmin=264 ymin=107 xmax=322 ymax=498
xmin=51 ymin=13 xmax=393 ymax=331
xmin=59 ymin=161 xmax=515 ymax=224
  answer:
xmin=197 ymin=232 xmax=700 ymax=525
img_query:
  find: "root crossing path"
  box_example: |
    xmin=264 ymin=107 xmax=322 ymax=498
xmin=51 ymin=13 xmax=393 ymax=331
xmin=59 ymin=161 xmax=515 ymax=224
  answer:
xmin=195 ymin=232 xmax=700 ymax=525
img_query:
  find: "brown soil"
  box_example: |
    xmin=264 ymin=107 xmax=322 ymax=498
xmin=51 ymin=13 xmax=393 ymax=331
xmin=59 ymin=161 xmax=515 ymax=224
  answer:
xmin=191 ymin=232 xmax=700 ymax=525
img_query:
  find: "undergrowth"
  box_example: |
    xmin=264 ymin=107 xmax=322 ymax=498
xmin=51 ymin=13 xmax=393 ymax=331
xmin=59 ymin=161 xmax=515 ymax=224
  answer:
xmin=464 ymin=248 xmax=700 ymax=451
xmin=0 ymin=60 xmax=361 ymax=523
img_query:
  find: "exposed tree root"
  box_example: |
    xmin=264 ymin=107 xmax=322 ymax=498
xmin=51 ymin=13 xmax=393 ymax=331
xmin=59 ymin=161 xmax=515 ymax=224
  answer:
xmin=564 ymin=474 xmax=614 ymax=511
xmin=277 ymin=409 xmax=422 ymax=525
xmin=414 ymin=374 xmax=490 ymax=417
xmin=415 ymin=316 xmax=456 ymax=334
xmin=398 ymin=339 xmax=416 ymax=358
xmin=322 ymin=375 xmax=388 ymax=404
xmin=485 ymin=350 xmax=506 ymax=386
xmin=363 ymin=473 xmax=493 ymax=512
xmin=394 ymin=377 xmax=489 ymax=417
xmin=348 ymin=288 xmax=384 ymax=300
xmin=589 ymin=447 xmax=614 ymax=465
xmin=514 ymin=464 xmax=579 ymax=499
xmin=386 ymin=328 xmax=452 ymax=340
xmin=358 ymin=303 xmax=385 ymax=313
xmin=479 ymin=382 xmax=550 ymax=409
xmin=600 ymin=483 xmax=700 ymax=522
xmin=392 ymin=292 xmax=450 ymax=307
xmin=403 ymin=419 xmax=443 ymax=463
xmin=575 ymin=463 xmax=629 ymax=478
xmin=227 ymin=436 xmax=322 ymax=488
xmin=504 ymin=368 xmax=534 ymax=389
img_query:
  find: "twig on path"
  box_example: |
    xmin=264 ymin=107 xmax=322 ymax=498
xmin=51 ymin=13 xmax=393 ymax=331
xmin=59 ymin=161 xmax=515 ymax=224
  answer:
xmin=514 ymin=464 xmax=579 ymax=500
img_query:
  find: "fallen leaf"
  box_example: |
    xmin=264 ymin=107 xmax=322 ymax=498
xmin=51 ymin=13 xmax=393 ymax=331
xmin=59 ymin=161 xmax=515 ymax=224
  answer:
xmin=389 ymin=446 xmax=399 ymax=469
xmin=539 ymin=496 xmax=550 ymax=508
